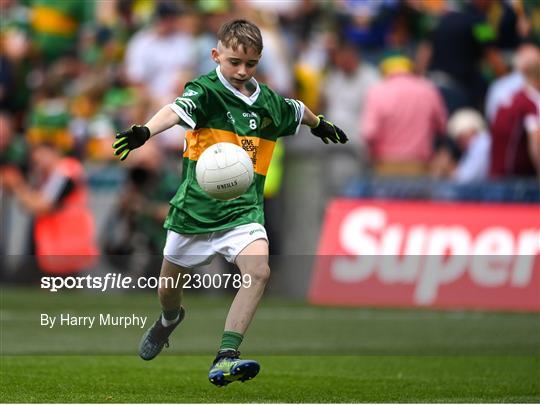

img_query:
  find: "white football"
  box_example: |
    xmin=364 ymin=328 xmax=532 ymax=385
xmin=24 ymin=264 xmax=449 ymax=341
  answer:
xmin=196 ymin=142 xmax=254 ymax=200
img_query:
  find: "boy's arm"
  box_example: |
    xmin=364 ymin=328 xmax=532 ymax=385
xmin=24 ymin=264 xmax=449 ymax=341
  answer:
xmin=113 ymin=106 xmax=181 ymax=161
xmin=302 ymin=105 xmax=349 ymax=144
xmin=145 ymin=105 xmax=181 ymax=137
xmin=301 ymin=107 xmax=320 ymax=128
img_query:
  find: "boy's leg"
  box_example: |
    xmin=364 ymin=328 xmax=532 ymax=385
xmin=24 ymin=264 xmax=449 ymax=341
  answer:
xmin=224 ymin=239 xmax=270 ymax=335
xmin=139 ymin=258 xmax=188 ymax=360
xmin=158 ymin=257 xmax=187 ymax=318
xmin=209 ymin=239 xmax=269 ymax=386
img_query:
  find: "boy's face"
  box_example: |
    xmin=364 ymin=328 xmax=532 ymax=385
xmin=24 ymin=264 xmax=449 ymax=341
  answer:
xmin=212 ymin=42 xmax=261 ymax=91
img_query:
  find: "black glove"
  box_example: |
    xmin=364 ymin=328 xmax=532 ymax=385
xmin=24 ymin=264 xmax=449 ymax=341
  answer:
xmin=310 ymin=115 xmax=348 ymax=144
xmin=112 ymin=125 xmax=150 ymax=161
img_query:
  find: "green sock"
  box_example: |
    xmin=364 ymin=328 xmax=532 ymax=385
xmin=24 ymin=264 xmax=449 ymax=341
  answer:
xmin=219 ymin=331 xmax=243 ymax=351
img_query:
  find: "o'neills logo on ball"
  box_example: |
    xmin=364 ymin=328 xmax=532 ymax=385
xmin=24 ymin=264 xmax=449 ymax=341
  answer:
xmin=217 ymin=180 xmax=238 ymax=190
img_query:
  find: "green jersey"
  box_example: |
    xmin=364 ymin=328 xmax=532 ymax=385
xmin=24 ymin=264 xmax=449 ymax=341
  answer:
xmin=164 ymin=67 xmax=304 ymax=234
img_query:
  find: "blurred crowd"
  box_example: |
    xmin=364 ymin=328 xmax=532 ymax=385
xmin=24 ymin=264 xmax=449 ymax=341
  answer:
xmin=1 ymin=0 xmax=539 ymax=278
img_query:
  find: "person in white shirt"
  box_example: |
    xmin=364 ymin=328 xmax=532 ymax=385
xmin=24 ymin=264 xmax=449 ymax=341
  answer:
xmin=447 ymin=109 xmax=491 ymax=184
xmin=125 ymin=3 xmax=195 ymax=105
xmin=323 ymin=42 xmax=380 ymax=147
xmin=125 ymin=3 xmax=195 ymax=151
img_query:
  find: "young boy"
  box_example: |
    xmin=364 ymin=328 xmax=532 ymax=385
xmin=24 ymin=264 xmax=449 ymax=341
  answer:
xmin=113 ymin=19 xmax=348 ymax=386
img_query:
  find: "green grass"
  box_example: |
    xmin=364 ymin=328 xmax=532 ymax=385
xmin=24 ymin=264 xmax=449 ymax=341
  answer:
xmin=1 ymin=356 xmax=538 ymax=402
xmin=1 ymin=287 xmax=539 ymax=402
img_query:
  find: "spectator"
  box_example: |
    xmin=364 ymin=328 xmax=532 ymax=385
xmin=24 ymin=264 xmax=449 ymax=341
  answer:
xmin=335 ymin=0 xmax=399 ymax=50
xmin=276 ymin=0 xmax=324 ymax=57
xmin=0 ymin=111 xmax=28 ymax=171
xmin=69 ymin=74 xmax=118 ymax=161
xmin=1 ymin=142 xmax=98 ymax=280
xmin=124 ymin=1 xmax=196 ymax=151
xmin=417 ymin=0 xmax=508 ymax=112
xmin=125 ymin=2 xmax=195 ymax=109
xmin=26 ymin=68 xmax=75 ymax=154
xmin=250 ymin=10 xmax=294 ymax=97
xmin=437 ymin=108 xmax=491 ymax=184
xmin=520 ymin=0 xmax=540 ymax=44
xmin=25 ymin=0 xmax=93 ymax=63
xmin=361 ymin=53 xmax=447 ymax=176
xmin=490 ymin=45 xmax=540 ymax=178
xmin=1 ymin=5 xmax=32 ymax=117
xmin=471 ymin=0 xmax=527 ymax=56
xmin=485 ymin=43 xmax=538 ymax=124
xmin=430 ymin=134 xmax=462 ymax=181
xmin=191 ymin=11 xmax=230 ymax=77
xmin=0 ymin=110 xmax=28 ymax=279
xmin=322 ymin=41 xmax=380 ymax=149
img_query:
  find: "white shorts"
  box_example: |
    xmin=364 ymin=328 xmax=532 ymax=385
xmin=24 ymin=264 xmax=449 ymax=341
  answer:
xmin=163 ymin=223 xmax=268 ymax=269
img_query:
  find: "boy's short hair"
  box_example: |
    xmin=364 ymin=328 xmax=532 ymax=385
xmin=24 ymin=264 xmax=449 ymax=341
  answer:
xmin=217 ymin=19 xmax=263 ymax=55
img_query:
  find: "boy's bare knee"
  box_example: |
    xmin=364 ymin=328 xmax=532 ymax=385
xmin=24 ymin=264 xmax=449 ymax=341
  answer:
xmin=248 ymin=263 xmax=270 ymax=285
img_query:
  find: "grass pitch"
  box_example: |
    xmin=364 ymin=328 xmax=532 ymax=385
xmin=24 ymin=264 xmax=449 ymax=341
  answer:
xmin=2 ymin=355 xmax=538 ymax=403
xmin=1 ymin=287 xmax=539 ymax=402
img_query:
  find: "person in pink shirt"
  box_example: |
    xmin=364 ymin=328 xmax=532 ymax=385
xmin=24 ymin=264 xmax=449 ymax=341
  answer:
xmin=361 ymin=54 xmax=447 ymax=176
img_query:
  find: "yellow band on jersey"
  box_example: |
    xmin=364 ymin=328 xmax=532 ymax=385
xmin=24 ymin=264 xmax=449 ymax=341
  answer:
xmin=184 ymin=128 xmax=276 ymax=176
